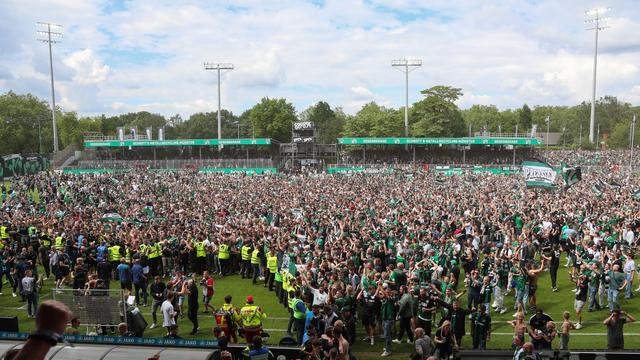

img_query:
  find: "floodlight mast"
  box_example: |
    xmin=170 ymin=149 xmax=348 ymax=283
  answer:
xmin=584 ymin=7 xmax=611 ymax=145
xmin=37 ymin=22 xmax=62 ymax=153
xmin=392 ymin=58 xmax=422 ymax=138
xmin=204 ymin=62 xmax=234 ymax=150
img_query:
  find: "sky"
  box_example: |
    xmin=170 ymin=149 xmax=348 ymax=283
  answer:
xmin=0 ymin=0 xmax=639 ymax=119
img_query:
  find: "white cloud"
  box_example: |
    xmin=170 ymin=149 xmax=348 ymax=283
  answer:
xmin=63 ymin=49 xmax=110 ymax=85
xmin=0 ymin=0 xmax=639 ymax=119
xmin=350 ymin=86 xmax=373 ymax=99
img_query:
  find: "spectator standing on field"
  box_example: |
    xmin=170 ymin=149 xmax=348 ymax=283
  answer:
xmin=604 ymin=307 xmax=636 ymax=350
xmin=116 ymin=258 xmax=132 ymax=293
xmin=471 ymin=304 xmax=491 ymax=350
xmin=559 ymin=311 xmax=575 ymax=350
xmin=149 ymin=276 xmax=166 ymax=329
xmin=132 ymin=258 xmax=147 ymax=306
xmin=161 ymin=291 xmax=176 ymax=334
xmin=413 ymin=327 xmax=432 ymax=360
xmin=21 ymin=269 xmax=37 ymax=317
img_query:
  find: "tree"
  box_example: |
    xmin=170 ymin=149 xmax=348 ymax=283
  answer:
xmin=411 ymin=86 xmax=465 ymax=137
xmin=518 ymin=104 xmax=532 ymax=131
xmin=0 ymin=91 xmax=53 ymax=154
xmin=463 ymin=105 xmax=501 ymax=134
xmin=343 ymin=102 xmax=403 ymax=137
xmin=608 ymin=116 xmax=639 ymax=149
xmin=299 ymin=101 xmax=344 ymax=143
xmin=247 ymin=98 xmax=297 ymax=142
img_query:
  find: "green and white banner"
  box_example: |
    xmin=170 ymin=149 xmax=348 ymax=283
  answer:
xmin=523 ymin=160 xmax=557 ymax=188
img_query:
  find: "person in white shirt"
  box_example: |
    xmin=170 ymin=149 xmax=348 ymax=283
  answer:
xmin=161 ymin=291 xmax=176 ymax=333
xmin=302 ymin=275 xmax=329 ymax=306
xmin=624 ymin=225 xmax=635 ymax=246
xmin=623 ymin=255 xmax=635 ymax=300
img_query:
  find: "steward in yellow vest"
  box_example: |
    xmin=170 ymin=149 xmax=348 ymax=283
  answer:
xmin=218 ymin=241 xmax=231 ymax=276
xmin=265 ymin=250 xmax=278 ymax=291
xmin=250 ymin=247 xmax=261 ymax=285
xmin=241 ymin=243 xmax=252 ymax=279
xmin=239 ymin=295 xmax=266 ymax=343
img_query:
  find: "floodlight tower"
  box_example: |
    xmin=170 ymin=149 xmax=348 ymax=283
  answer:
xmin=37 ymin=22 xmax=62 ymax=153
xmin=585 ymin=7 xmax=611 ymax=144
xmin=204 ymin=62 xmax=234 ymax=149
xmin=392 ymin=58 xmax=422 ymax=138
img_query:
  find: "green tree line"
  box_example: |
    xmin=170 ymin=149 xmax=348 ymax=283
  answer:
xmin=0 ymin=87 xmax=637 ymax=155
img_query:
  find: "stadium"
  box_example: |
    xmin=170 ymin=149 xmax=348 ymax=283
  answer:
xmin=1 ymin=2 xmax=640 ymax=360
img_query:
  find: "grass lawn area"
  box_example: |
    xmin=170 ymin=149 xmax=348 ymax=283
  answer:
xmin=2 ymin=257 xmax=640 ymax=360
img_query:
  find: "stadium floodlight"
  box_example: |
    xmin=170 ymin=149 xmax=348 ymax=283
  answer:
xmin=631 ymin=115 xmax=637 ymax=170
xmin=37 ymin=22 xmax=63 ymax=153
xmin=584 ymin=7 xmax=611 ymax=145
xmin=204 ymin=62 xmax=234 ymax=149
xmin=392 ymin=58 xmax=422 ymax=138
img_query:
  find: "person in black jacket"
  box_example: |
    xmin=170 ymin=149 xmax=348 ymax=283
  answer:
xmin=438 ymin=299 xmax=474 ymax=347
xmin=184 ymin=278 xmax=199 ymax=335
xmin=149 ymin=276 xmax=166 ymax=329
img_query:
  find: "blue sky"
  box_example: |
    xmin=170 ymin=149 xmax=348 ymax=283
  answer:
xmin=0 ymin=0 xmax=639 ymax=118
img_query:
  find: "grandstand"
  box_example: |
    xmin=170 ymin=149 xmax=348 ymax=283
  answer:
xmin=70 ymin=131 xmax=277 ymax=174
xmin=334 ymin=132 xmax=544 ymax=173
xmin=65 ymin=130 xmax=557 ymax=175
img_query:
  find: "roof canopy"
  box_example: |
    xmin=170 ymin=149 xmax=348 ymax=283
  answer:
xmin=338 ymin=137 xmax=542 ymax=145
xmin=84 ymin=138 xmax=271 ymax=148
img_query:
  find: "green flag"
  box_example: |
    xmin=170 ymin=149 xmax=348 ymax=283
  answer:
xmin=561 ymin=163 xmax=582 ymax=188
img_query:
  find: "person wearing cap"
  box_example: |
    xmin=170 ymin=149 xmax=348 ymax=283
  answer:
xmin=239 ymin=295 xmax=267 ymax=344
xmin=604 ymin=306 xmax=636 ymax=350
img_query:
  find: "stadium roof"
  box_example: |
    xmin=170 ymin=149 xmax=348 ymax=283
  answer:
xmin=338 ymin=137 xmax=542 ymax=145
xmin=83 ymin=138 xmax=271 ymax=148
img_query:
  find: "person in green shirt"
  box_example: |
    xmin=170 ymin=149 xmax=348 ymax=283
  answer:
xmin=377 ymin=285 xmax=397 ymax=357
xmin=587 ymin=262 xmax=601 ymax=312
xmin=471 ymin=304 xmax=491 ymax=350
xmin=607 ymin=264 xmax=627 ymax=312
xmin=513 ymin=266 xmax=528 ymax=316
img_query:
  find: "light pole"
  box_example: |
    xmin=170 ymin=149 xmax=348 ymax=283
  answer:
xmin=562 ymin=126 xmax=566 ymax=147
xmin=585 ymin=7 xmax=611 ymax=144
xmin=37 ymin=22 xmax=62 ymax=153
xmin=545 ymin=116 xmax=550 ymax=149
xmin=391 ymin=58 xmax=422 ymax=138
xmin=204 ymin=62 xmax=234 ymax=149
xmin=631 ymin=115 xmax=637 ymax=171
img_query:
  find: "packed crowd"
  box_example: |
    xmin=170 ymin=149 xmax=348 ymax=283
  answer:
xmin=0 ymin=150 xmax=639 ymax=360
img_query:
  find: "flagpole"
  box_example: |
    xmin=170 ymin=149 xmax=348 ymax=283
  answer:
xmin=631 ymin=115 xmax=636 ymax=172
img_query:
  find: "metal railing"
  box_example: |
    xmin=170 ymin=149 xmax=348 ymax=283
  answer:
xmin=473 ymin=132 xmax=539 ymax=138
xmin=83 ymin=132 xmax=151 ymax=141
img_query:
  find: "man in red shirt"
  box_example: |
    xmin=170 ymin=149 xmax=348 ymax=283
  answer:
xmin=202 ymin=271 xmax=215 ymax=313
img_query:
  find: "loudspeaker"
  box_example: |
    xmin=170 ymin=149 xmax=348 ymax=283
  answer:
xmin=0 ymin=316 xmax=18 ymax=332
